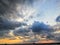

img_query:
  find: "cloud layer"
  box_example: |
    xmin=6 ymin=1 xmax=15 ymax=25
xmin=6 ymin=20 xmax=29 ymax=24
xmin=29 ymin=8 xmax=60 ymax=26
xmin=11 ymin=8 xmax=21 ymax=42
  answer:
xmin=0 ymin=0 xmax=60 ymax=43
xmin=0 ymin=0 xmax=35 ymax=38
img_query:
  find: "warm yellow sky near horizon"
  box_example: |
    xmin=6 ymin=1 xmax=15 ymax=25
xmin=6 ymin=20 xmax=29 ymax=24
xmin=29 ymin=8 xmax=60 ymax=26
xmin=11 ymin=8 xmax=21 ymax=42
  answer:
xmin=0 ymin=36 xmax=24 ymax=44
xmin=0 ymin=36 xmax=56 ymax=44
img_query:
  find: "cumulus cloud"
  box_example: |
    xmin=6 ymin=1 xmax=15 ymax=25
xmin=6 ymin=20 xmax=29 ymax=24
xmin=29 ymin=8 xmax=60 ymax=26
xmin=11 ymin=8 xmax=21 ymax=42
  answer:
xmin=31 ymin=21 xmax=53 ymax=34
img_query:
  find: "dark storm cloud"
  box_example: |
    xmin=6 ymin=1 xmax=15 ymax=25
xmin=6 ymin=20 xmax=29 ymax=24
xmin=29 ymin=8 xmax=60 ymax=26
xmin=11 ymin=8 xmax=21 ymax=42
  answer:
xmin=56 ymin=15 xmax=60 ymax=22
xmin=31 ymin=21 xmax=53 ymax=34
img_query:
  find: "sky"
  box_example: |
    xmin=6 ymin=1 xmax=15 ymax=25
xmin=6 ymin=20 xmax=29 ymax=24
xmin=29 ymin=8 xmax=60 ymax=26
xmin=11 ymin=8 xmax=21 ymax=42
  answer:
xmin=0 ymin=0 xmax=60 ymax=44
xmin=26 ymin=0 xmax=60 ymax=26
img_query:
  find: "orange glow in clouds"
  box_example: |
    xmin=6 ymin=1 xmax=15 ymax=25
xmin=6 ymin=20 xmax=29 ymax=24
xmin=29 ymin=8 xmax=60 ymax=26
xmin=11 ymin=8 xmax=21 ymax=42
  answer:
xmin=0 ymin=37 xmax=56 ymax=44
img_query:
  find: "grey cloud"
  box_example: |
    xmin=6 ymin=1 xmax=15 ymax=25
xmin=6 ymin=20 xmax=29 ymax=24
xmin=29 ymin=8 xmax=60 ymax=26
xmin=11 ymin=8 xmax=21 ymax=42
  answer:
xmin=13 ymin=21 xmax=55 ymax=41
xmin=53 ymin=33 xmax=60 ymax=41
xmin=50 ymin=24 xmax=60 ymax=41
xmin=0 ymin=0 xmax=30 ymax=38
xmin=56 ymin=15 xmax=60 ymax=22
xmin=0 ymin=0 xmax=38 ymax=39
xmin=13 ymin=27 xmax=30 ymax=37
xmin=46 ymin=23 xmax=60 ymax=41
xmin=31 ymin=21 xmax=53 ymax=34
xmin=0 ymin=0 xmax=35 ymax=15
xmin=0 ymin=17 xmax=27 ymax=30
xmin=0 ymin=0 xmax=34 ymax=31
xmin=0 ymin=0 xmax=17 ymax=15
xmin=25 ymin=38 xmax=40 ymax=42
xmin=0 ymin=30 xmax=10 ymax=38
xmin=30 ymin=21 xmax=56 ymax=40
xmin=13 ymin=21 xmax=60 ymax=42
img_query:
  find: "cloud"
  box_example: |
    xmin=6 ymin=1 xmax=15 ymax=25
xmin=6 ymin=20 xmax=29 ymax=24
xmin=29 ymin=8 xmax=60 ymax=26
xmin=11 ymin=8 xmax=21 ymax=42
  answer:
xmin=31 ymin=21 xmax=53 ymax=34
xmin=13 ymin=21 xmax=55 ymax=41
xmin=0 ymin=17 xmax=27 ymax=30
xmin=0 ymin=0 xmax=58 ymax=42
xmin=51 ymin=24 xmax=60 ymax=41
xmin=26 ymin=38 xmax=40 ymax=42
xmin=56 ymin=15 xmax=60 ymax=22
xmin=0 ymin=0 xmax=33 ymax=38
xmin=13 ymin=21 xmax=60 ymax=42
xmin=0 ymin=30 xmax=10 ymax=38
xmin=0 ymin=16 xmax=27 ymax=38
xmin=29 ymin=21 xmax=56 ymax=41
xmin=0 ymin=0 xmax=17 ymax=15
xmin=13 ymin=26 xmax=30 ymax=37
